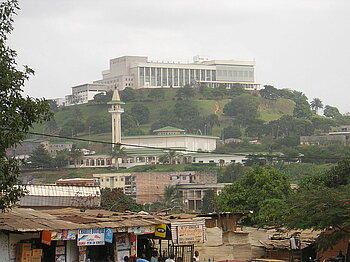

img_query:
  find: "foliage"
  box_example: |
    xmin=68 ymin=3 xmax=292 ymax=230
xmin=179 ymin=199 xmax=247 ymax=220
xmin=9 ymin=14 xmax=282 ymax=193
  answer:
xmin=53 ymin=150 xmax=69 ymax=168
xmin=215 ymin=166 xmax=291 ymax=225
xmin=176 ymin=85 xmax=195 ymax=100
xmin=120 ymin=87 xmax=137 ymax=102
xmin=323 ymin=105 xmax=342 ymax=119
xmin=69 ymin=144 xmax=83 ymax=168
xmin=110 ymin=143 xmax=126 ymax=169
xmin=223 ymin=125 xmax=242 ymax=139
xmin=223 ymin=94 xmax=260 ymax=126
xmin=47 ymin=99 xmax=59 ymax=112
xmin=201 ymin=190 xmax=216 ymax=213
xmin=101 ymin=188 xmax=141 ymax=212
xmin=260 ymin=85 xmax=280 ymax=100
xmin=219 ymin=163 xmax=246 ymax=183
xmin=148 ymin=88 xmax=165 ymax=100
xmin=26 ymin=145 xmax=53 ymax=168
xmin=311 ymin=116 xmax=336 ymax=133
xmin=310 ymin=98 xmax=323 ymax=114
xmin=130 ymin=104 xmax=150 ymax=125
xmin=161 ymin=185 xmax=182 ymax=208
xmin=60 ymin=119 xmax=85 ymax=137
xmin=86 ymin=115 xmax=110 ymax=134
xmin=0 ymin=0 xmax=52 ymax=210
xmin=293 ymin=99 xmax=312 ymax=118
xmin=93 ymin=90 xmax=113 ymax=103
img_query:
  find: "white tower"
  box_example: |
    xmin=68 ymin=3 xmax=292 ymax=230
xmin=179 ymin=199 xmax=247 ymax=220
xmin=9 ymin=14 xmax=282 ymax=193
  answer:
xmin=108 ymin=89 xmax=124 ymax=147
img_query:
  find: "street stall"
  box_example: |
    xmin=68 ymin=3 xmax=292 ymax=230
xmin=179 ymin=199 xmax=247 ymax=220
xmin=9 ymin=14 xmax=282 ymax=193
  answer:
xmin=0 ymin=208 xmax=207 ymax=262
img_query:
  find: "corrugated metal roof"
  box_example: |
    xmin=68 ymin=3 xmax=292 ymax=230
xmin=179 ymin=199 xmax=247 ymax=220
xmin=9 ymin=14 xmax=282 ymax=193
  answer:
xmin=0 ymin=208 xmax=172 ymax=232
xmin=23 ymin=185 xmax=100 ymax=197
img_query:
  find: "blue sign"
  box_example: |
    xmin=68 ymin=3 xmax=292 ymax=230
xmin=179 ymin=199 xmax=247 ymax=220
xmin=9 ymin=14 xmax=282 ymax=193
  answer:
xmin=105 ymin=228 xmax=114 ymax=243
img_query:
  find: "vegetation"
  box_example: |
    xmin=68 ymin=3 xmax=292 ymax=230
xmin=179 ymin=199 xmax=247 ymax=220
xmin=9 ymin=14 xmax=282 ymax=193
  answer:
xmin=0 ymin=0 xmax=52 ymax=210
xmin=101 ymin=188 xmax=141 ymax=212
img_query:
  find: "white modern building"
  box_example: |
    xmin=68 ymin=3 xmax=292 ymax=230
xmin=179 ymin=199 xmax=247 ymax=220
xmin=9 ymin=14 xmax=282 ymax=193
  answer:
xmin=94 ymin=55 xmax=259 ymax=91
xmin=65 ymin=83 xmax=109 ymax=106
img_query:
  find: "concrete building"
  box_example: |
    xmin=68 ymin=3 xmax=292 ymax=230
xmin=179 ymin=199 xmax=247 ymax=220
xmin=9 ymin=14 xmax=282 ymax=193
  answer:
xmin=6 ymin=139 xmax=73 ymax=158
xmin=94 ymin=55 xmax=259 ymax=90
xmin=65 ymin=83 xmax=109 ymax=106
xmin=177 ymin=183 xmax=231 ymax=211
xmin=93 ymin=171 xmax=217 ymax=204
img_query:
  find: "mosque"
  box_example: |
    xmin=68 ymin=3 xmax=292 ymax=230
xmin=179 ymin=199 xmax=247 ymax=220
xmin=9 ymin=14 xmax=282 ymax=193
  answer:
xmin=72 ymin=89 xmax=245 ymax=168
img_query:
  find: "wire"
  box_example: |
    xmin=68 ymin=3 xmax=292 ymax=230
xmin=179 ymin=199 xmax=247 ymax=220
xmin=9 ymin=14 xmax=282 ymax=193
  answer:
xmin=4 ymin=129 xmax=349 ymax=161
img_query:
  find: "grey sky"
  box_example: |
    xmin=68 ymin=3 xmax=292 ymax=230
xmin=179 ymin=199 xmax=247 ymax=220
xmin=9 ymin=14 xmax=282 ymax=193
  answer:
xmin=8 ymin=0 xmax=350 ymax=112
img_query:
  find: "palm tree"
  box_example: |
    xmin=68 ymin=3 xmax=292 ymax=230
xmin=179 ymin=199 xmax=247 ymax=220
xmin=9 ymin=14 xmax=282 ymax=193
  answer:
xmin=110 ymin=143 xmax=126 ymax=169
xmin=162 ymin=185 xmax=181 ymax=208
xmin=159 ymin=150 xmax=182 ymax=164
xmin=310 ymin=98 xmax=323 ymax=114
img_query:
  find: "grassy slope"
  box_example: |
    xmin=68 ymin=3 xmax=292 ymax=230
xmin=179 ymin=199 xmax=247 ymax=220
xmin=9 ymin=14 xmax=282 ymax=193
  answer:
xmin=32 ymin=91 xmax=295 ymax=139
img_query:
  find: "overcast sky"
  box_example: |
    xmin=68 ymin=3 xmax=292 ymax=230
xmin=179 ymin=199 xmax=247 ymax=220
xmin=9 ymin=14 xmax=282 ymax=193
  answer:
xmin=8 ymin=0 xmax=350 ymax=112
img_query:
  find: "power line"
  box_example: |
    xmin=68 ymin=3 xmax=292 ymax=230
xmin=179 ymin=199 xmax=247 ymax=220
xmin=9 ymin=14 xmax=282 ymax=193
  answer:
xmin=4 ymin=129 xmax=350 ymax=161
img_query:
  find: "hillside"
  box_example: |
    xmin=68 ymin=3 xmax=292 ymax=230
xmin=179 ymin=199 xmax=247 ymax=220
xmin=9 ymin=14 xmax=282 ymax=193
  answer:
xmin=32 ymin=88 xmax=295 ymax=145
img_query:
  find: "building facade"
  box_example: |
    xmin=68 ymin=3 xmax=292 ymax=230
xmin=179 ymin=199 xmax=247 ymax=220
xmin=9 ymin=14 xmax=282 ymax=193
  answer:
xmin=93 ymin=171 xmax=217 ymax=204
xmin=93 ymin=55 xmax=259 ymax=91
xmin=65 ymin=83 xmax=109 ymax=106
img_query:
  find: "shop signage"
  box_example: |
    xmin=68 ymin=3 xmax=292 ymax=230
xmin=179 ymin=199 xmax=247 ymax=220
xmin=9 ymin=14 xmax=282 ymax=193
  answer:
xmin=144 ymin=225 xmax=155 ymax=234
xmin=155 ymin=224 xmax=166 ymax=238
xmin=41 ymin=230 xmax=52 ymax=245
xmin=128 ymin=226 xmax=145 ymax=235
xmin=105 ymin=228 xmax=114 ymax=243
xmin=171 ymin=219 xmax=205 ymax=245
xmin=77 ymin=228 xmax=105 ymax=246
xmin=117 ymin=233 xmax=130 ymax=250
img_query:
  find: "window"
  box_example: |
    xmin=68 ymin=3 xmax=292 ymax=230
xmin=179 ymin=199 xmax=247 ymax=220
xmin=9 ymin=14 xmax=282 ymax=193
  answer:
xmin=182 ymin=176 xmax=186 ymax=180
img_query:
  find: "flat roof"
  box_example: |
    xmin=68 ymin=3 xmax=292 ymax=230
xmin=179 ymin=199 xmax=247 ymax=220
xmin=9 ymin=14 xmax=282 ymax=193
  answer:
xmin=122 ymin=134 xmax=219 ymax=139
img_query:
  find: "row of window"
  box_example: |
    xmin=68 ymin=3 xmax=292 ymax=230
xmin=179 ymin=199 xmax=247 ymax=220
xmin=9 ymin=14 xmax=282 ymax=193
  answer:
xmin=139 ymin=67 xmax=216 ymax=87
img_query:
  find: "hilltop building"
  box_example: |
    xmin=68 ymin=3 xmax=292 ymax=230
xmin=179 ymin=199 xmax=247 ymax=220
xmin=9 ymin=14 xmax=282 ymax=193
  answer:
xmin=64 ymin=55 xmax=259 ymax=106
xmin=94 ymin=55 xmax=259 ymax=90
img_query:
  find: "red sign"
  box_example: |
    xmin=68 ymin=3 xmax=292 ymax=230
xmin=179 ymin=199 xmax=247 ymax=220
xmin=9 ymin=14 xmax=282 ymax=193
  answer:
xmin=41 ymin=231 xmax=52 ymax=245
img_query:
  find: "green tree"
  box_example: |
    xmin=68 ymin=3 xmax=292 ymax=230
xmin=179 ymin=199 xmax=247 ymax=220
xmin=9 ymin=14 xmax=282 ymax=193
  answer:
xmin=86 ymin=115 xmax=110 ymax=134
xmin=159 ymin=150 xmax=182 ymax=164
xmin=148 ymin=88 xmax=165 ymax=100
xmin=130 ymin=104 xmax=150 ymax=125
xmin=216 ymin=166 xmax=291 ymax=225
xmin=0 ymin=0 xmax=52 ymax=210
xmin=69 ymin=144 xmax=83 ymax=168
xmin=259 ymin=85 xmax=280 ymax=100
xmin=26 ymin=145 xmax=53 ymax=168
xmin=161 ymin=185 xmax=181 ymax=208
xmin=223 ymin=94 xmax=260 ymax=126
xmin=53 ymin=150 xmax=69 ymax=168
xmin=220 ymin=163 xmax=246 ymax=183
xmin=110 ymin=143 xmax=126 ymax=169
xmin=310 ymin=98 xmax=323 ymax=114
xmin=93 ymin=90 xmax=113 ymax=103
xmin=201 ymin=190 xmax=216 ymax=213
xmin=284 ymin=159 xmax=350 ymax=250
xmin=223 ymin=125 xmax=242 ymax=139
xmin=60 ymin=119 xmax=85 ymax=137
xmin=176 ymin=85 xmax=195 ymax=100
xmin=120 ymin=87 xmax=137 ymax=102
xmin=47 ymin=99 xmax=59 ymax=112
xmin=311 ymin=116 xmax=336 ymax=133
xmin=323 ymin=105 xmax=342 ymax=119
xmin=203 ymin=114 xmax=220 ymax=135
xmin=101 ymin=188 xmax=141 ymax=212
xmin=45 ymin=119 xmax=59 ymax=134
xmin=293 ymin=99 xmax=312 ymax=118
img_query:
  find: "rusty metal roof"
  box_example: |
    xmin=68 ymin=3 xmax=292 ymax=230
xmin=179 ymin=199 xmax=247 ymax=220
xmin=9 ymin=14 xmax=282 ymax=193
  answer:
xmin=0 ymin=208 xmax=171 ymax=232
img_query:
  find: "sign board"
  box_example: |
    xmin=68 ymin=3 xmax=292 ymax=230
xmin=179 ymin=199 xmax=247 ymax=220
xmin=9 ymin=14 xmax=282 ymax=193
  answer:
xmin=77 ymin=228 xmax=105 ymax=246
xmin=171 ymin=219 xmax=205 ymax=245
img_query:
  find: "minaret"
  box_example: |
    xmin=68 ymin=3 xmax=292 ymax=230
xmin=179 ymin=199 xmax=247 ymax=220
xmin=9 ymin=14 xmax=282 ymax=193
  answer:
xmin=108 ymin=89 xmax=125 ymax=147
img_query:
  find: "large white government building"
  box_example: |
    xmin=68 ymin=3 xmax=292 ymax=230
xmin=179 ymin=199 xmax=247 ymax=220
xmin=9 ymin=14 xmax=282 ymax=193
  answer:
xmin=65 ymin=55 xmax=259 ymax=105
xmin=94 ymin=55 xmax=259 ymax=90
